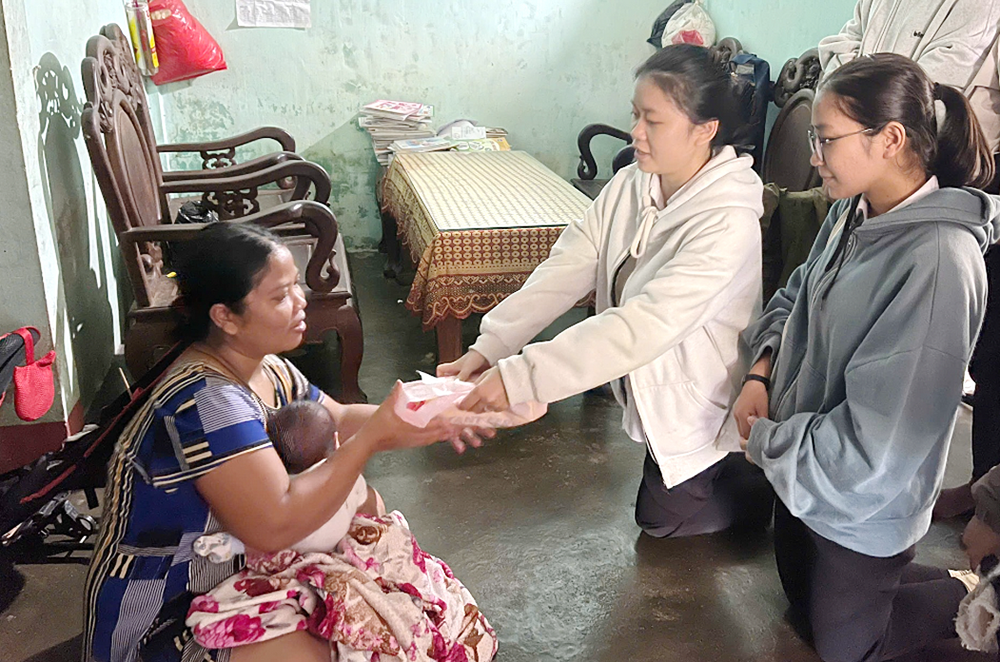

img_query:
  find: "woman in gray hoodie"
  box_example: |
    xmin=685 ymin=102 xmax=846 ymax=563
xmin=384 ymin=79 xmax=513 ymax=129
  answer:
xmin=733 ymin=54 xmax=997 ymax=662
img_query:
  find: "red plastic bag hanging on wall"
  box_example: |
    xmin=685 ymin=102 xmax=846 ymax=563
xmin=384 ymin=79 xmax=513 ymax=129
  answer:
xmin=149 ymin=0 xmax=227 ymax=85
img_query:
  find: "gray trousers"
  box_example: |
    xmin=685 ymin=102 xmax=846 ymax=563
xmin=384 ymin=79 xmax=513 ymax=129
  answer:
xmin=774 ymin=500 xmax=966 ymax=662
xmin=635 ymin=450 xmax=773 ymax=538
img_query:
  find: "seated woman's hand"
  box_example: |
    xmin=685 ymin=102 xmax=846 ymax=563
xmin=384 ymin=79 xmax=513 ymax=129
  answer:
xmin=437 ymin=350 xmax=490 ymax=382
xmin=361 ymin=381 xmax=495 ymax=454
xmin=458 ymin=367 xmax=511 ymax=414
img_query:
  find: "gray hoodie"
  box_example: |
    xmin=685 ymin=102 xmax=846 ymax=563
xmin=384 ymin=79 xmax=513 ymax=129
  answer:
xmin=744 ymin=187 xmax=999 ymax=557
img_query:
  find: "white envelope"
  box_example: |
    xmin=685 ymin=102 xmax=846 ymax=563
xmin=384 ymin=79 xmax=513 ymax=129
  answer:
xmin=395 ymin=372 xmax=546 ymax=429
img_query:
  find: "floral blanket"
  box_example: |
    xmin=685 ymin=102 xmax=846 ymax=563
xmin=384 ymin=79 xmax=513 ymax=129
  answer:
xmin=186 ymin=511 xmax=497 ymax=661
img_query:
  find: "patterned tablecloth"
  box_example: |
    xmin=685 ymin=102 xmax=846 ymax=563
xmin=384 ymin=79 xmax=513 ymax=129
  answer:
xmin=382 ymin=150 xmax=593 ymax=328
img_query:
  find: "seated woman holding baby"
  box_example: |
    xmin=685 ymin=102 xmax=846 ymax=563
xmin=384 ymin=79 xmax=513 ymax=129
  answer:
xmin=83 ymin=223 xmax=495 ymax=662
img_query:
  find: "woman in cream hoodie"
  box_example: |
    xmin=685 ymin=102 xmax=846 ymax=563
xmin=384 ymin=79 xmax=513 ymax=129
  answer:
xmin=438 ymin=44 xmax=770 ymax=538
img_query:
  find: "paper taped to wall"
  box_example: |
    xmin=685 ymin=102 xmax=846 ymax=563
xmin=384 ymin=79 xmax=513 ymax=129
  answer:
xmin=236 ymin=0 xmax=311 ymax=29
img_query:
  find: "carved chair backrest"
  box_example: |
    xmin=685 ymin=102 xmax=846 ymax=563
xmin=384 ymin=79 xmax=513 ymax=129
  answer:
xmin=763 ymin=89 xmax=821 ymax=191
xmin=98 ymin=24 xmax=165 ymax=183
xmin=81 ymin=30 xmax=167 ymax=308
xmin=763 ymin=49 xmax=822 ymax=192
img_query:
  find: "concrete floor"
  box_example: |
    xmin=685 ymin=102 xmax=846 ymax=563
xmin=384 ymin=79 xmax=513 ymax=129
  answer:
xmin=0 ymin=251 xmax=992 ymax=662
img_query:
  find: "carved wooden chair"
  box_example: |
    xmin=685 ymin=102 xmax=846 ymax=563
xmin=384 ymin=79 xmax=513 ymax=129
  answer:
xmin=81 ymin=30 xmax=366 ymax=402
xmin=97 ymin=23 xmax=304 ymax=213
xmin=762 ymin=48 xmax=822 ymax=192
xmin=569 ymin=124 xmax=634 ymax=200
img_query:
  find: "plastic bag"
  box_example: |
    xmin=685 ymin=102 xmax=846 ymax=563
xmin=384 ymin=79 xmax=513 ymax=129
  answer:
xmin=395 ymin=372 xmax=547 ymax=429
xmin=149 ymin=0 xmax=226 ymax=85
xmin=0 ymin=327 xmax=38 ymax=408
xmin=662 ymin=1 xmax=716 ymax=47
xmin=174 ymin=200 xmax=219 ymax=224
xmin=647 ymin=1 xmax=688 ymax=49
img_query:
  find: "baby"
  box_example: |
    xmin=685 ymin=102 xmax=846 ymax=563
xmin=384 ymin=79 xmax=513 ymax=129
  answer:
xmin=268 ymin=399 xmax=340 ymax=474
xmin=194 ymin=400 xmax=378 ymax=563
xmin=267 ymin=400 xmax=379 ymax=553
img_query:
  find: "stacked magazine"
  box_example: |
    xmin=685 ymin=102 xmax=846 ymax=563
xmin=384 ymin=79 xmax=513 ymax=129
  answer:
xmin=388 ymin=136 xmax=454 ymax=155
xmin=358 ymin=100 xmax=436 ymax=165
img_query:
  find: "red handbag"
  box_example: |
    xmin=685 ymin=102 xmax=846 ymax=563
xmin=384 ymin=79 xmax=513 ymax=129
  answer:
xmin=12 ymin=327 xmax=55 ymax=422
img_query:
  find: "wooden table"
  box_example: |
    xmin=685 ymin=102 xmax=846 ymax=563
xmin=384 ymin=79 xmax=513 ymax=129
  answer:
xmin=380 ymin=150 xmax=592 ymax=362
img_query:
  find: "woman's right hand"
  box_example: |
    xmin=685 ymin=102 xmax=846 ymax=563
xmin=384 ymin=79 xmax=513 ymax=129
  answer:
xmin=733 ymin=382 xmax=769 ymax=441
xmin=437 ymin=350 xmax=490 ymax=382
xmin=358 ymin=381 xmax=495 ymax=454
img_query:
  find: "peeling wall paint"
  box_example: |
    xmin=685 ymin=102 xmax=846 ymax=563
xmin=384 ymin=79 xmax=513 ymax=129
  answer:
xmin=153 ymin=0 xmax=856 ymax=249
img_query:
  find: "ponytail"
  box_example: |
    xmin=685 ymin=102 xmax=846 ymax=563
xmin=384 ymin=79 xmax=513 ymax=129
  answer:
xmin=821 ymin=54 xmax=995 ymax=189
xmin=932 ymin=82 xmax=994 ymax=188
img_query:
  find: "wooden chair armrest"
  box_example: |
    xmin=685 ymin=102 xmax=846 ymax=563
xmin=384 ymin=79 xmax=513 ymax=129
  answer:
xmin=160 ymin=160 xmax=332 ymax=216
xmin=121 ymin=201 xmax=341 ymax=293
xmin=246 ymin=201 xmax=342 ymax=293
xmin=161 ymin=151 xmax=303 ymax=182
xmin=576 ymin=123 xmax=633 ymax=181
xmin=120 ymin=223 xmax=210 ymax=243
xmin=157 ymin=127 xmax=296 ymax=154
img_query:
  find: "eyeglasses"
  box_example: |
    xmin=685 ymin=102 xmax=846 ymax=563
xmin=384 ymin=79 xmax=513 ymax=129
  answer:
xmin=807 ymin=127 xmax=876 ymax=161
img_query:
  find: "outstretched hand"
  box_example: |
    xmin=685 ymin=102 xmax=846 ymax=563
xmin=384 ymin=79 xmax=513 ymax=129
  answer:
xmin=437 ymin=350 xmax=490 ymax=382
xmin=458 ymin=367 xmax=511 ymax=414
xmin=360 ymin=381 xmax=494 ymax=454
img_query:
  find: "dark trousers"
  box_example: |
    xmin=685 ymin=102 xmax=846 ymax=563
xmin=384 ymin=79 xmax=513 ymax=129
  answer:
xmin=773 ymin=500 xmax=967 ymax=662
xmin=973 ymin=377 xmax=1000 ymax=481
xmin=971 ymin=199 xmax=1000 ymax=480
xmin=635 ymin=450 xmax=773 ymax=538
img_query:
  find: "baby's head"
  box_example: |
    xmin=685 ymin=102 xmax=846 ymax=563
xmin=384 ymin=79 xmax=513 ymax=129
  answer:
xmin=267 ymin=400 xmax=337 ymax=474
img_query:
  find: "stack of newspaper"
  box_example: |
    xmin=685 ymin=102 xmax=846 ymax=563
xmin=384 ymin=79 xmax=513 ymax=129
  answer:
xmin=359 ymin=100 xmax=435 ymax=165
xmin=438 ymin=123 xmax=510 ymax=152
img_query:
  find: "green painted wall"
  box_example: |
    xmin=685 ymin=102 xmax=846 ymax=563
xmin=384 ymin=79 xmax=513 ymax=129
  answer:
xmin=0 ymin=0 xmax=860 ymax=427
xmin=0 ymin=0 xmax=123 ymax=428
xmin=155 ymin=0 xmax=857 ymax=250
xmin=24 ymin=0 xmax=125 ymax=410
xmin=709 ymin=0 xmax=854 ymax=76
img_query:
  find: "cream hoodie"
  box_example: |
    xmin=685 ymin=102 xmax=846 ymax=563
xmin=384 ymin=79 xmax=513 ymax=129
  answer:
xmin=469 ymin=146 xmax=763 ymax=487
xmin=818 ymin=0 xmax=1000 ymax=149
